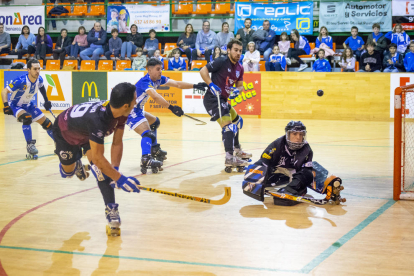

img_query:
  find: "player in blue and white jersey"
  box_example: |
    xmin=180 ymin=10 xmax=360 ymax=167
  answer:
xmin=127 ymin=58 xmax=207 ymax=173
xmin=1 ymin=59 xmax=53 ymax=159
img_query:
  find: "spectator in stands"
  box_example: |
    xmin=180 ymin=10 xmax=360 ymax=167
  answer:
xmin=14 ymin=25 xmax=36 ymax=59
xmin=211 ymin=46 xmax=223 ymax=62
xmin=132 ymin=47 xmax=147 ymax=70
xmin=358 ymin=42 xmax=381 ymax=72
xmin=120 ymin=24 xmax=143 ymax=60
xmin=34 ymin=27 xmax=53 ymax=63
xmin=286 ymin=29 xmax=310 ymax=72
xmin=53 ymin=28 xmax=72 ymax=67
xmin=312 ymin=26 xmax=334 ymax=58
xmin=80 ymin=22 xmax=107 ymax=69
xmin=404 ymin=41 xmax=414 ymax=72
xmin=278 ymin=32 xmax=290 ymax=58
xmin=242 ymin=41 xmax=260 ymax=72
xmin=151 ymin=49 xmax=164 ymax=69
xmin=367 ymin=23 xmax=387 ymax=59
xmin=0 ymin=23 xmax=11 ymax=55
xmin=312 ymin=49 xmax=331 ymax=72
xmin=105 ymin=28 xmax=122 ymax=60
xmin=343 ymin=26 xmax=364 ymax=62
xmin=177 ymin=24 xmax=196 ymax=63
xmin=217 ymin=22 xmax=234 ymax=55
xmin=69 ymin=26 xmax=88 ymax=60
xmin=383 ymin=44 xmax=404 ymax=73
xmin=192 ymin=21 xmax=218 ymax=64
xmin=144 ymin=29 xmax=159 ymax=57
xmin=235 ymin=18 xmax=254 ymax=52
xmin=266 ymin=45 xmax=286 ymax=72
xmin=168 ymin=49 xmax=187 ymax=71
xmin=340 ymin=48 xmax=356 ymax=72
xmin=257 ymin=20 xmax=276 ymax=62
xmin=385 ymin=24 xmax=410 ymax=55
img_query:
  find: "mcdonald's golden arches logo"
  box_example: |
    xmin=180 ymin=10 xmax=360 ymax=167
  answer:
xmin=82 ymin=81 xmax=98 ymax=98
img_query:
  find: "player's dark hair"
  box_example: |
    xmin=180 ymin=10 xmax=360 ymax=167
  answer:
xmin=372 ymin=23 xmax=380 ymax=29
xmin=244 ymin=18 xmax=252 ymax=23
xmin=21 ymin=25 xmax=30 ymax=35
xmin=78 ymin=26 xmax=86 ymax=34
xmin=60 ymin=28 xmax=68 ymax=34
xmin=351 ymin=26 xmax=358 ymax=31
xmin=0 ymin=23 xmax=4 ymax=27
xmin=341 ymin=47 xmax=353 ymax=60
xmin=111 ymin=28 xmax=119 ymax=34
xmin=149 ymin=29 xmax=156 ymax=35
xmin=290 ymin=29 xmax=300 ymax=42
xmin=27 ymin=59 xmax=40 ymax=69
xmin=130 ymin=24 xmax=138 ymax=32
xmin=366 ymin=42 xmax=375 ymax=48
xmin=389 ymin=43 xmax=397 ymax=49
xmin=318 ymin=49 xmax=325 ymax=55
xmin=227 ymin=39 xmax=242 ymax=50
xmin=147 ymin=58 xmax=163 ymax=68
xmin=110 ymin=82 xmax=136 ymax=108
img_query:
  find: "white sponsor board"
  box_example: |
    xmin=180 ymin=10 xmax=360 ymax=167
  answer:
xmin=390 ymin=73 xmax=414 ymax=118
xmin=392 ymin=0 xmax=414 ymax=16
xmin=38 ymin=71 xmax=72 ymax=111
xmin=182 ymin=72 xmax=207 ymax=114
xmin=107 ymin=71 xmax=145 ymax=99
xmin=0 ymin=6 xmax=45 ymax=34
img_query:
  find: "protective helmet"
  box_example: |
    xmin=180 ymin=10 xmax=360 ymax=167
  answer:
xmin=119 ymin=9 xmax=126 ymax=15
xmin=285 ymin=121 xmax=307 ymax=150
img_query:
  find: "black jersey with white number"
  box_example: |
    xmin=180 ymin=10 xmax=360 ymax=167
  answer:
xmin=206 ymin=56 xmax=244 ymax=100
xmin=57 ymin=101 xmax=127 ymax=146
xmin=256 ymin=136 xmax=313 ymax=172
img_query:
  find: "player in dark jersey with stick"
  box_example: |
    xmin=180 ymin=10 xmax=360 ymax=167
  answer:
xmin=53 ymin=82 xmax=139 ymax=236
xmin=200 ymin=39 xmax=252 ymax=172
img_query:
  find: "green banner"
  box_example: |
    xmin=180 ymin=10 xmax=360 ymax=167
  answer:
xmin=72 ymin=72 xmax=108 ymax=105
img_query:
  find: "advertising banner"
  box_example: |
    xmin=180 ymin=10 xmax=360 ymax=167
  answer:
xmin=72 ymin=72 xmax=107 ymax=105
xmin=0 ymin=6 xmax=45 ymax=34
xmin=234 ymin=2 xmax=314 ymax=35
xmin=3 ymin=71 xmax=36 ymax=106
xmin=107 ymin=4 xmax=170 ymax=33
xmin=39 ymin=71 xmax=72 ymax=111
xmin=390 ymin=74 xmax=414 ymax=118
xmin=392 ymin=0 xmax=414 ymax=30
xmin=182 ymin=72 xmax=206 ymax=114
xmin=144 ymin=72 xmax=182 ymax=113
xmin=319 ymin=1 xmax=391 ymax=32
xmin=107 ymin=71 xmax=144 ymax=99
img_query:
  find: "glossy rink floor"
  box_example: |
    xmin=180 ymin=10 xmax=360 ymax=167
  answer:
xmin=0 ymin=113 xmax=413 ymax=276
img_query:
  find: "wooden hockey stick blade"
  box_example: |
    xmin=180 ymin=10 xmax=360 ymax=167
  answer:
xmin=183 ymin=114 xmax=207 ymax=125
xmin=139 ymin=186 xmax=231 ymax=205
xmin=265 ymin=190 xmax=329 ymax=205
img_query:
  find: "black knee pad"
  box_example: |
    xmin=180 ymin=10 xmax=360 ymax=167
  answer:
xmin=232 ymin=115 xmax=240 ymax=124
xmin=292 ymin=169 xmax=314 ymax=186
xmin=150 ymin=117 xmax=160 ymax=131
xmin=142 ymin=130 xmax=156 ymax=144
xmin=41 ymin=118 xmax=53 ymax=130
xmin=18 ymin=113 xmax=33 ymax=125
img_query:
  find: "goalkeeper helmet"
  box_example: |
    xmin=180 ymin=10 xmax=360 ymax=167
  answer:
xmin=285 ymin=121 xmax=307 ymax=150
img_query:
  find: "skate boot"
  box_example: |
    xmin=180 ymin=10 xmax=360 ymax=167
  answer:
xmin=325 ymin=178 xmax=346 ymax=205
xmin=74 ymin=160 xmax=91 ymax=181
xmin=234 ymin=146 xmax=252 ymax=161
xmin=151 ymin=143 xmax=167 ymax=161
xmin=26 ymin=139 xmax=38 ymax=160
xmin=224 ymin=155 xmax=249 ymax=173
xmin=105 ymin=203 xmax=121 ymax=237
xmin=141 ymin=154 xmax=163 ymax=174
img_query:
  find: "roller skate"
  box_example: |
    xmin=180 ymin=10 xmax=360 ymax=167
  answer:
xmin=26 ymin=139 xmax=38 ymax=160
xmin=224 ymin=154 xmax=249 ymax=173
xmin=141 ymin=154 xmax=163 ymax=174
xmin=74 ymin=160 xmax=91 ymax=181
xmin=234 ymin=146 xmax=252 ymax=162
xmin=325 ymin=178 xmax=346 ymax=205
xmin=105 ymin=203 xmax=121 ymax=237
xmin=151 ymin=143 xmax=167 ymax=161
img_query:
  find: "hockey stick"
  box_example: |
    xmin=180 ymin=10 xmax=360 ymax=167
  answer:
xmin=183 ymin=114 xmax=207 ymax=125
xmin=138 ymin=186 xmax=231 ymax=205
xmin=216 ymin=91 xmax=222 ymax=119
xmin=49 ymin=110 xmax=56 ymax=119
xmin=265 ymin=190 xmax=346 ymax=205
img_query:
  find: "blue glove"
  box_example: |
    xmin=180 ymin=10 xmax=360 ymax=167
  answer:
xmin=111 ymin=175 xmax=140 ymax=193
xmin=229 ymin=88 xmax=240 ymax=100
xmin=209 ymin=83 xmax=221 ymax=97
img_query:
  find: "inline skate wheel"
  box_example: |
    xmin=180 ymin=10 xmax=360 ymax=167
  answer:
xmin=333 ymin=180 xmax=340 ymax=188
xmin=151 ymin=167 xmax=159 ymax=174
xmin=224 ymin=167 xmax=232 ymax=173
xmin=237 ymin=167 xmax=244 ymax=173
xmin=33 ymin=155 xmax=38 ymax=160
xmin=159 ymin=167 xmax=164 ymax=171
xmin=141 ymin=167 xmax=147 ymax=174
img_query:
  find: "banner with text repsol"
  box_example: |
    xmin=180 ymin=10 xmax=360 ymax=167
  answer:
xmin=72 ymin=72 xmax=107 ymax=105
xmin=0 ymin=6 xmax=45 ymax=34
xmin=319 ymin=1 xmax=391 ymax=32
xmin=392 ymin=0 xmax=414 ymax=31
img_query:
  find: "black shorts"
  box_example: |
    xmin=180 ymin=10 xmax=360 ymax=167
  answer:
xmin=203 ymin=91 xmax=231 ymax=121
xmin=53 ymin=122 xmax=90 ymax=165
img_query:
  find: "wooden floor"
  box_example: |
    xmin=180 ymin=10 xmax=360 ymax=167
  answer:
xmin=0 ymin=113 xmax=413 ymax=276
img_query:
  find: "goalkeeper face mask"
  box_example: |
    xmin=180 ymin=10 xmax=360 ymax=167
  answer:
xmin=286 ymin=130 xmax=307 ymax=150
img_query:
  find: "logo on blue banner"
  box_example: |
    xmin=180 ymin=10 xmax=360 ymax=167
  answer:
xmin=235 ymin=2 xmax=314 ymax=35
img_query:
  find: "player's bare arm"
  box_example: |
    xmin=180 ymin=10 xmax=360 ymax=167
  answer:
xmin=1 ymin=87 xmax=10 ymax=103
xmin=165 ymin=79 xmax=195 ymax=90
xmin=146 ymin=88 xmax=170 ymax=108
xmin=200 ymin=66 xmax=212 ymax=85
xmin=90 ymin=140 xmax=122 ymax=181
xmin=111 ymin=127 xmax=124 ymax=168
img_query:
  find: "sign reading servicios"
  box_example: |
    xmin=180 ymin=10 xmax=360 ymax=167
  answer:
xmin=72 ymin=72 xmax=107 ymax=105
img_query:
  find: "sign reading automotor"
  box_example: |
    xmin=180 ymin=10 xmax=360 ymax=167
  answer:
xmin=0 ymin=6 xmax=45 ymax=34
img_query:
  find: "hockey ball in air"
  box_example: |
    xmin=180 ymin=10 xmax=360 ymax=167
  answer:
xmin=317 ymin=90 xmax=324 ymax=97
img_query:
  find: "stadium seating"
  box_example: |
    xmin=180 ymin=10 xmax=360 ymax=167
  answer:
xmin=46 ymin=60 xmax=60 ymax=70
xmin=39 ymin=59 xmax=44 ymax=68
xmin=46 ymin=43 xmax=56 ymax=57
xmin=163 ymin=43 xmax=177 ymax=57
xmin=194 ymin=0 xmax=212 ymax=15
xmin=258 ymin=61 xmax=266 ymax=71
xmin=12 ymin=59 xmax=26 ymax=64
xmin=86 ymin=3 xmax=105 ymax=16
xmin=98 ymin=60 xmax=114 ymax=71
xmin=49 ymin=4 xmax=71 ymax=16
xmin=191 ymin=60 xmax=207 ymax=70
xmin=163 ymin=59 xmax=169 ymax=70
xmin=341 ymin=61 xmax=359 ymax=72
xmin=63 ymin=60 xmax=78 ymax=70
xmin=70 ymin=3 xmax=88 ymax=17
xmin=116 ymin=60 xmax=131 ymax=70
xmin=1 ymin=44 xmax=12 ymax=57
xmin=173 ymin=1 xmax=192 ymax=15
xmin=80 ymin=60 xmax=95 ymax=70
xmin=212 ymin=0 xmax=231 ymax=15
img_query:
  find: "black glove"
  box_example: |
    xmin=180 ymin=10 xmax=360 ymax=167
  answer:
xmin=3 ymin=102 xmax=13 ymax=115
xmin=168 ymin=105 xmax=184 ymax=117
xmin=193 ymin=82 xmax=208 ymax=91
xmin=44 ymin=101 xmax=52 ymax=111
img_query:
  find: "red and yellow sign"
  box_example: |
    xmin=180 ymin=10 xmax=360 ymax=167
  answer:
xmin=229 ymin=73 xmax=261 ymax=115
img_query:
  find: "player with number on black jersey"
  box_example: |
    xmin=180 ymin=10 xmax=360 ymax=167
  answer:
xmin=53 ymin=82 xmax=139 ymax=236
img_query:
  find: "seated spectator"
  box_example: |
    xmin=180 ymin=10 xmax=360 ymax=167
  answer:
xmin=151 ymin=49 xmax=164 ymax=69
xmin=385 ymin=24 xmax=410 ymax=54
xmin=278 ymin=32 xmax=290 ymax=57
xmin=339 ymin=48 xmax=356 ymax=72
xmin=192 ymin=21 xmax=218 ymax=63
xmin=235 ymin=18 xmax=254 ymax=53
xmin=265 ymin=45 xmax=286 ymax=71
xmin=35 ymin=27 xmax=53 ymax=63
xmin=105 ymin=28 xmax=122 ymax=60
xmin=69 ymin=26 xmax=88 ymax=59
xmin=383 ymin=44 xmax=404 ymax=73
xmin=312 ymin=49 xmax=331 ymax=72
xmin=404 ymin=41 xmax=414 ymax=72
xmin=53 ymin=28 xmax=72 ymax=67
xmin=257 ymin=20 xmax=276 ymax=62
xmin=120 ymin=24 xmax=143 ymax=60
xmin=358 ymin=42 xmax=381 ymax=72
xmin=0 ymin=23 xmax=11 ymax=55
xmin=343 ymin=26 xmax=364 ymax=62
xmin=210 ymin=46 xmax=223 ymax=62
xmin=367 ymin=23 xmax=387 ymax=59
xmin=286 ymin=29 xmax=310 ymax=72
xmin=14 ymin=25 xmax=36 ymax=59
xmin=242 ymin=41 xmax=260 ymax=72
xmin=143 ymin=29 xmax=159 ymax=57
xmin=168 ymin=49 xmax=186 ymax=71
xmin=217 ymin=22 xmax=234 ymax=55
xmin=311 ymin=26 xmax=334 ymax=57
xmin=80 ymin=22 xmax=107 ymax=69
xmin=177 ymin=24 xmax=196 ymax=65
xmin=131 ymin=47 xmax=147 ymax=70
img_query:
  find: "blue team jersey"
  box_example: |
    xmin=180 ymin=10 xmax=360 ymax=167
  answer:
xmin=7 ymin=74 xmax=44 ymax=107
xmin=134 ymin=74 xmax=169 ymax=111
xmin=315 ymin=36 xmax=333 ymax=49
xmin=344 ymin=36 xmax=364 ymax=51
xmin=313 ymin=59 xmax=332 ymax=72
